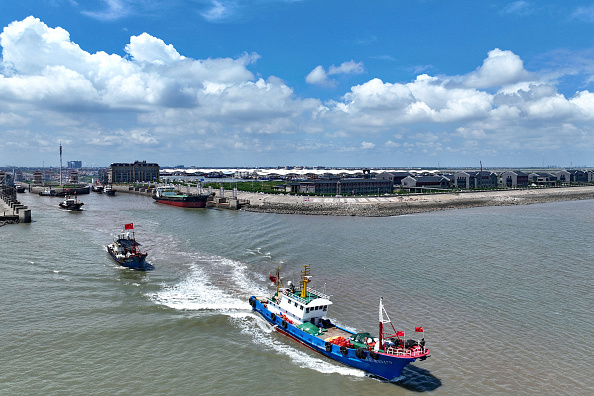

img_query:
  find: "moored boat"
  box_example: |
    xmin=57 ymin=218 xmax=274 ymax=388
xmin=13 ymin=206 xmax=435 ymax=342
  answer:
xmin=107 ymin=223 xmax=153 ymax=271
xmin=152 ymin=186 xmax=209 ymax=208
xmin=249 ymin=266 xmax=430 ymax=381
xmin=59 ymin=194 xmax=84 ymax=211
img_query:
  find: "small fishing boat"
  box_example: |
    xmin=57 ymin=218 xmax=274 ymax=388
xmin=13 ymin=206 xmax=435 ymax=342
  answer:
xmin=103 ymin=185 xmax=116 ymax=196
xmin=107 ymin=223 xmax=154 ymax=271
xmin=249 ymin=266 xmax=430 ymax=381
xmin=59 ymin=194 xmax=84 ymax=211
xmin=39 ymin=187 xmax=56 ymax=196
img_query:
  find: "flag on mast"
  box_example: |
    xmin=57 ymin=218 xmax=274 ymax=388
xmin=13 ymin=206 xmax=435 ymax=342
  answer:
xmin=124 ymin=223 xmax=134 ymax=230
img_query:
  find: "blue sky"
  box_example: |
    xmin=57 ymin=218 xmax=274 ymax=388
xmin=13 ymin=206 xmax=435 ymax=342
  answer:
xmin=1 ymin=1 xmax=594 ymax=168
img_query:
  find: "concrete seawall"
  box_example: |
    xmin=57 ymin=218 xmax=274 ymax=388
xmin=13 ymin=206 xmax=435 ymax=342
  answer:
xmin=0 ymin=187 xmax=31 ymax=224
xmin=238 ymin=186 xmax=594 ymax=217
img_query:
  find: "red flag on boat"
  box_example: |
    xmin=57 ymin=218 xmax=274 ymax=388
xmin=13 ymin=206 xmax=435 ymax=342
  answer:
xmin=124 ymin=223 xmax=134 ymax=230
xmin=415 ymin=327 xmax=424 ymax=332
xmin=269 ymin=275 xmax=277 ymax=284
xmin=396 ymin=331 xmax=405 ymax=337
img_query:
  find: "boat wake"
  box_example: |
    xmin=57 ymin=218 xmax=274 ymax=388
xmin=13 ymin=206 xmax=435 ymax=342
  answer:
xmin=149 ymin=264 xmax=249 ymax=311
xmin=149 ymin=254 xmax=366 ymax=379
xmin=229 ymin=311 xmax=366 ymax=379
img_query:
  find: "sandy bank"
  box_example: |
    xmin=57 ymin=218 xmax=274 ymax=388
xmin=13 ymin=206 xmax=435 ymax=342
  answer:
xmin=238 ymin=186 xmax=594 ymax=217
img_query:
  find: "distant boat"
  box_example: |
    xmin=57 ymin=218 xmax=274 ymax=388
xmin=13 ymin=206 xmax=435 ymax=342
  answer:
xmin=59 ymin=195 xmax=84 ymax=211
xmin=92 ymin=185 xmax=104 ymax=193
xmin=152 ymin=186 xmax=210 ymax=208
xmin=107 ymin=224 xmax=153 ymax=271
xmin=15 ymin=184 xmax=26 ymax=193
xmin=39 ymin=187 xmax=56 ymax=196
xmin=103 ymin=185 xmax=116 ymax=196
xmin=249 ymin=266 xmax=430 ymax=381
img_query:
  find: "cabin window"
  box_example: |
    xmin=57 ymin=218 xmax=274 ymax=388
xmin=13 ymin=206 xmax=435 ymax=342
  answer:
xmin=305 ymin=308 xmax=309 ymax=313
xmin=294 ymin=302 xmax=297 ymax=307
xmin=300 ymin=305 xmax=303 ymax=310
xmin=323 ymin=305 xmax=327 ymax=311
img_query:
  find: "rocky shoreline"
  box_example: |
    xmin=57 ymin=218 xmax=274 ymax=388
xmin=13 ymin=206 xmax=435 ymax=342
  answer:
xmin=239 ymin=186 xmax=594 ymax=217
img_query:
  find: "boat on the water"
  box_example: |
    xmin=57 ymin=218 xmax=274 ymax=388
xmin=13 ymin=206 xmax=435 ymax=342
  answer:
xmin=59 ymin=194 xmax=84 ymax=211
xmin=249 ymin=266 xmax=430 ymax=381
xmin=152 ymin=186 xmax=210 ymax=208
xmin=15 ymin=184 xmax=26 ymax=193
xmin=39 ymin=187 xmax=56 ymax=196
xmin=103 ymin=185 xmax=116 ymax=196
xmin=107 ymin=223 xmax=153 ymax=271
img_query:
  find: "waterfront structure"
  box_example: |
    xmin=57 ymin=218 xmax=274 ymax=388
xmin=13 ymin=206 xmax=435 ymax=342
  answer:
xmin=296 ymin=178 xmax=393 ymax=195
xmin=528 ymin=172 xmax=557 ymax=186
xmin=454 ymin=171 xmax=498 ymax=189
xmin=32 ymin=171 xmax=43 ymax=185
xmin=499 ymin=171 xmax=530 ymax=188
xmin=108 ymin=161 xmax=159 ymax=183
xmin=68 ymin=170 xmax=79 ymax=184
xmin=376 ymin=171 xmax=414 ymax=185
xmin=401 ymin=175 xmax=451 ymax=189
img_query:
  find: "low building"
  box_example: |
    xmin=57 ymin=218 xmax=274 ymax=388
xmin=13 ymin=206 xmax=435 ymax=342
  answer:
xmin=499 ymin=171 xmax=530 ymax=188
xmin=401 ymin=175 xmax=451 ymax=189
xmin=298 ymin=178 xmax=393 ymax=195
xmin=108 ymin=160 xmax=160 ymax=183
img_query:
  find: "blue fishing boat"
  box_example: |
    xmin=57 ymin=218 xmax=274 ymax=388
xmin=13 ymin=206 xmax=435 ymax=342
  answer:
xmin=107 ymin=224 xmax=154 ymax=271
xmin=249 ymin=265 xmax=430 ymax=381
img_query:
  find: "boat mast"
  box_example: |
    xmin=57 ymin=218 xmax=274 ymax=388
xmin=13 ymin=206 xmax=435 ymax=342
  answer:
xmin=300 ymin=265 xmax=310 ymax=298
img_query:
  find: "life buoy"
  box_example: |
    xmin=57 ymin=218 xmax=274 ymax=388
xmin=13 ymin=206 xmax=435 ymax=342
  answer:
xmin=355 ymin=347 xmax=366 ymax=360
xmin=281 ymin=320 xmax=287 ymax=329
xmin=325 ymin=342 xmax=332 ymax=352
xmin=369 ymin=351 xmax=379 ymax=360
xmin=340 ymin=346 xmax=348 ymax=356
xmin=271 ymin=313 xmax=276 ymax=321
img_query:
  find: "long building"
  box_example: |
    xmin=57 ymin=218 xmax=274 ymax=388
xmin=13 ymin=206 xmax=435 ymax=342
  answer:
xmin=108 ymin=161 xmax=160 ymax=183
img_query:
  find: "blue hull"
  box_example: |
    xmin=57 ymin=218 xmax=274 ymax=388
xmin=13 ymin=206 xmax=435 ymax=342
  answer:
xmin=250 ymin=296 xmax=417 ymax=381
xmin=108 ymin=250 xmax=154 ymax=271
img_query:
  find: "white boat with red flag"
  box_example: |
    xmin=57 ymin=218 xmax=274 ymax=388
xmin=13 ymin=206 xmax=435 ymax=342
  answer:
xmin=248 ymin=266 xmax=430 ymax=381
xmin=107 ymin=223 xmax=154 ymax=271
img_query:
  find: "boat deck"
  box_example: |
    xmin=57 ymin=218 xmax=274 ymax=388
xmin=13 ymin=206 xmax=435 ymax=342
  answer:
xmin=316 ymin=326 xmax=352 ymax=340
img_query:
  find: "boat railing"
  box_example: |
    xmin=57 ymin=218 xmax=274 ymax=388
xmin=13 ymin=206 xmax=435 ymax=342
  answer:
xmin=288 ymin=287 xmax=331 ymax=305
xmin=384 ymin=346 xmax=427 ymax=358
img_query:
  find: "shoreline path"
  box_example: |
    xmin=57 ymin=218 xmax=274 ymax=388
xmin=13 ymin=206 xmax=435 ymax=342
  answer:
xmin=237 ymin=186 xmax=594 ymax=217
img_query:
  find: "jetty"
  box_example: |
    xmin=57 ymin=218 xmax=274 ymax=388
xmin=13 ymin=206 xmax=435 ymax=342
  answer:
xmin=0 ymin=186 xmax=31 ymax=225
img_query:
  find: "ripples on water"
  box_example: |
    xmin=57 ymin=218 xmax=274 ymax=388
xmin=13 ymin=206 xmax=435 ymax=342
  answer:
xmin=0 ymin=192 xmax=592 ymax=395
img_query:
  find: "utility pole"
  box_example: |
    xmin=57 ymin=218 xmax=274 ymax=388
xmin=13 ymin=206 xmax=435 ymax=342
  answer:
xmin=59 ymin=142 xmax=63 ymax=186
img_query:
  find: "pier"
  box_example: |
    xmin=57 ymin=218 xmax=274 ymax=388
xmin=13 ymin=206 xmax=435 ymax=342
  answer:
xmin=0 ymin=186 xmax=31 ymax=225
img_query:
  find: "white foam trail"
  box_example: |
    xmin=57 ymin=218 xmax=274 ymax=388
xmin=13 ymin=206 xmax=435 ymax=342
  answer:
xmin=150 ymin=265 xmax=248 ymax=311
xmin=229 ymin=312 xmax=365 ymax=378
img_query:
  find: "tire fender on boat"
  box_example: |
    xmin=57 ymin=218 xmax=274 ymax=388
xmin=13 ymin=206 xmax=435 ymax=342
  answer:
xmin=325 ymin=342 xmax=332 ymax=352
xmin=369 ymin=351 xmax=379 ymax=360
xmin=340 ymin=346 xmax=348 ymax=356
xmin=281 ymin=320 xmax=287 ymax=329
xmin=271 ymin=313 xmax=276 ymax=322
xmin=355 ymin=347 xmax=367 ymax=360
xmin=249 ymin=297 xmax=255 ymax=307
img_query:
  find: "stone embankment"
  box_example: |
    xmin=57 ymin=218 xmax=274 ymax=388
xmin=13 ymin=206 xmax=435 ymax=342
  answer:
xmin=0 ymin=187 xmax=31 ymax=225
xmin=238 ymin=186 xmax=594 ymax=217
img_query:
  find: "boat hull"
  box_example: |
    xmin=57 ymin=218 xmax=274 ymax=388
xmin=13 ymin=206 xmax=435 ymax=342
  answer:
xmin=153 ymin=196 xmax=208 ymax=208
xmin=59 ymin=203 xmax=84 ymax=211
xmin=107 ymin=247 xmax=153 ymax=271
xmin=249 ymin=296 xmax=421 ymax=381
